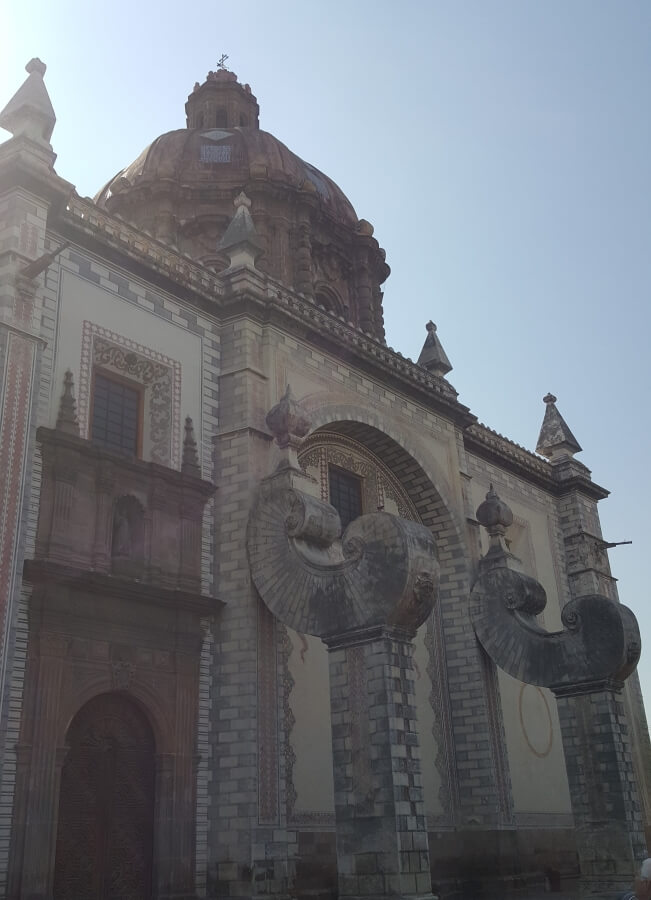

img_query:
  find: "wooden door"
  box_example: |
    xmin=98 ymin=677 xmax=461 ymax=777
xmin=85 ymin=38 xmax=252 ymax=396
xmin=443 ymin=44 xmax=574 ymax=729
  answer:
xmin=53 ymin=693 xmax=155 ymax=899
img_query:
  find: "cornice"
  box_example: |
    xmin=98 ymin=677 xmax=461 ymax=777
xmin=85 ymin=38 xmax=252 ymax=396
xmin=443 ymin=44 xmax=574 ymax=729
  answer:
xmin=464 ymin=423 xmax=609 ymax=500
xmin=58 ymin=192 xmax=226 ymax=306
xmin=23 ymin=558 xmax=219 ymax=615
xmin=37 ymin=426 xmax=216 ymax=499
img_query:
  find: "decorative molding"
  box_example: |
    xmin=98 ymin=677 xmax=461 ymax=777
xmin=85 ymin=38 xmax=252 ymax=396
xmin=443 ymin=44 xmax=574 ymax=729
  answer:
xmin=258 ymin=599 xmax=279 ymax=825
xmin=299 ymin=432 xmax=419 ymax=521
xmin=465 ymin=423 xmax=608 ymax=500
xmin=64 ymin=194 xmax=226 ymax=303
xmin=278 ymin=623 xmax=298 ymax=824
xmin=111 ymin=660 xmax=136 ymax=691
xmin=424 ymin=614 xmax=458 ymax=824
xmin=78 ymin=321 xmax=181 ymax=468
xmin=0 ymin=334 xmax=35 ymax=689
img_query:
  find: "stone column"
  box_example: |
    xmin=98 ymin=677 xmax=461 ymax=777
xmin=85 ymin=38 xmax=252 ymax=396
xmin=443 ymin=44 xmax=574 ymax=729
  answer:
xmin=248 ymin=392 xmax=440 ymax=900
xmin=554 ymin=684 xmax=646 ymax=896
xmin=470 ymin=486 xmax=646 ymax=896
xmin=325 ymin=628 xmax=433 ymax=900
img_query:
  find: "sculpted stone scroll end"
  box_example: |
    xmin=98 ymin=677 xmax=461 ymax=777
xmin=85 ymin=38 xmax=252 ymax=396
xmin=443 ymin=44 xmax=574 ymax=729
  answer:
xmin=470 ymin=486 xmax=641 ymax=691
xmin=248 ymin=475 xmax=440 ymax=640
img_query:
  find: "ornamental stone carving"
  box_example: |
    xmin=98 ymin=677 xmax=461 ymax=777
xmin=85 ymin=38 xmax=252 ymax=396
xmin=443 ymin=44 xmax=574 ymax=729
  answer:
xmin=248 ymin=403 xmax=439 ymax=900
xmin=470 ymin=486 xmax=645 ymax=895
xmin=248 ymin=474 xmax=439 ymax=641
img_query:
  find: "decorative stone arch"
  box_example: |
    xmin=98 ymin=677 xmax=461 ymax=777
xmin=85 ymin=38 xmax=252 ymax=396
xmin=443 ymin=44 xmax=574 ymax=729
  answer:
xmin=53 ymin=691 xmax=156 ymax=899
xmin=302 ymin=400 xmax=460 ymax=528
xmin=314 ymin=284 xmax=345 ymax=317
xmin=278 ymin=410 xmax=469 ymax=827
xmin=55 ymin=673 xmax=174 ymax=756
xmin=289 ymin=407 xmax=514 ymax=832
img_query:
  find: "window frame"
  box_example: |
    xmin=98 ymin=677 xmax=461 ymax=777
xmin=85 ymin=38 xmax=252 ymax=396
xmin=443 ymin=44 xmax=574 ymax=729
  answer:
xmin=328 ymin=464 xmax=364 ymax=531
xmin=89 ymin=367 xmax=144 ymax=458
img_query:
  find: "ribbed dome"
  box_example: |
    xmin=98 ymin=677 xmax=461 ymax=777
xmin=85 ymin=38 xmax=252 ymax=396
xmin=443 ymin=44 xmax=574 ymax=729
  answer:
xmin=93 ymin=68 xmax=389 ymax=340
xmin=95 ymin=126 xmax=357 ymax=226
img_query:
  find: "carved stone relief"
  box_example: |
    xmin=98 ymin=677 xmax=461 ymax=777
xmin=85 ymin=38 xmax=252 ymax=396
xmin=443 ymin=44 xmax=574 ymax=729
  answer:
xmin=77 ymin=321 xmax=181 ymax=467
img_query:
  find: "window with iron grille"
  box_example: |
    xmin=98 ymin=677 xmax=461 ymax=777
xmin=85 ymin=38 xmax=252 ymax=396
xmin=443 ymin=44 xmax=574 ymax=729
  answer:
xmin=91 ymin=372 xmax=140 ymax=457
xmin=328 ymin=466 xmax=363 ymax=531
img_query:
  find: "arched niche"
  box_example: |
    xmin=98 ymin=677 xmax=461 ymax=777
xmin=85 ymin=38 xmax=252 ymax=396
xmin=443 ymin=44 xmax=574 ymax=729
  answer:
xmin=111 ymin=494 xmax=145 ymax=577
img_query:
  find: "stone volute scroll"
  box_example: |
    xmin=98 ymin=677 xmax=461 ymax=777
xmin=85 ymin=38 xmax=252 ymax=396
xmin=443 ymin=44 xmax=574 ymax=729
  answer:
xmin=249 ymin=386 xmax=439 ymax=641
xmin=248 ymin=388 xmax=440 ymax=900
xmin=469 ymin=486 xmax=646 ymax=895
xmin=470 ymin=485 xmax=640 ymax=692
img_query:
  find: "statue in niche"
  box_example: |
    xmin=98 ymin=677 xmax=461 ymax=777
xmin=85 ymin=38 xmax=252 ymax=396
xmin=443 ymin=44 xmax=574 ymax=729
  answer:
xmin=112 ymin=507 xmax=131 ymax=557
xmin=111 ymin=495 xmax=145 ymax=575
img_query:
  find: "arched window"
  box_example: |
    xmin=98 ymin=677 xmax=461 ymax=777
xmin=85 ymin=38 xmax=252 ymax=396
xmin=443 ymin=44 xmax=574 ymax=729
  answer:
xmin=239 ymin=113 xmax=248 ymax=127
xmin=196 ymin=112 xmax=204 ymax=128
xmin=315 ymin=286 xmax=344 ymax=316
xmin=215 ymin=108 xmax=227 ymax=128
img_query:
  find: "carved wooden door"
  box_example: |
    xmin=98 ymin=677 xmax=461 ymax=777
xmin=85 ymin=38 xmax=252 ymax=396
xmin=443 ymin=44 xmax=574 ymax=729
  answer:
xmin=53 ymin=693 xmax=155 ymax=899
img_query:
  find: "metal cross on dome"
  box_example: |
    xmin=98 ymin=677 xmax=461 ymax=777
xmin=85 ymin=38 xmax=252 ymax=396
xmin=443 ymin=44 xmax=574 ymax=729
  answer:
xmin=217 ymin=54 xmax=229 ymax=70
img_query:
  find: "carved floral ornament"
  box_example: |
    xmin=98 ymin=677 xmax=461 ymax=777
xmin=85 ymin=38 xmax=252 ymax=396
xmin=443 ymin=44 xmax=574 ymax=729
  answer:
xmin=78 ymin=322 xmax=181 ymax=468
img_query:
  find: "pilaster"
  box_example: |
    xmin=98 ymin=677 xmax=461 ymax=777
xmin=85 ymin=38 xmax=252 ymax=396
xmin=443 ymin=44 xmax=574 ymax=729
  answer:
xmin=554 ymin=684 xmax=646 ymax=895
xmin=325 ymin=628 xmax=434 ymax=900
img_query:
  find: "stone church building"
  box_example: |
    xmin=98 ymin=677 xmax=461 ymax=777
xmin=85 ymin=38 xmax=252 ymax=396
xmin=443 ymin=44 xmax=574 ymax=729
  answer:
xmin=0 ymin=60 xmax=649 ymax=899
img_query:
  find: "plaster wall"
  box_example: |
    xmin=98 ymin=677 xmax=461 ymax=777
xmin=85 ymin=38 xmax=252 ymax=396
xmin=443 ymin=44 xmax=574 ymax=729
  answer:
xmin=52 ymin=267 xmax=203 ymax=459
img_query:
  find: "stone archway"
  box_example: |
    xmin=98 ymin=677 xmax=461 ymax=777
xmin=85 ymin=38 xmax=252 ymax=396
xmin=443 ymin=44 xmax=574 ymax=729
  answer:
xmin=53 ymin=692 xmax=155 ymax=900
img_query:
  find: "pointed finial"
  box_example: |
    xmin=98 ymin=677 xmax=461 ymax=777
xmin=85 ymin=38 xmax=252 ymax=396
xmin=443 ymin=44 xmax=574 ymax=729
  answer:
xmin=182 ymin=416 xmax=201 ymax=477
xmin=217 ymin=191 xmax=262 ymax=271
xmin=0 ymin=58 xmax=56 ymax=146
xmin=536 ymin=393 xmax=582 ymax=461
xmin=417 ymin=320 xmax=452 ymax=377
xmin=56 ymin=370 xmax=80 ymax=436
xmin=233 ymin=191 xmax=251 ymax=209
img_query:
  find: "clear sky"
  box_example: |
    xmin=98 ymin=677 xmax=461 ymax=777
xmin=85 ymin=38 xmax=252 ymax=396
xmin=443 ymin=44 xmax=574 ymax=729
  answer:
xmin=4 ymin=2 xmax=651 ymax=708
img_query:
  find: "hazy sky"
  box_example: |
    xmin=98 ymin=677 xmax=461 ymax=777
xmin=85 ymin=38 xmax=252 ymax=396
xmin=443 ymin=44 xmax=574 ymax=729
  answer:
xmin=4 ymin=2 xmax=651 ymax=707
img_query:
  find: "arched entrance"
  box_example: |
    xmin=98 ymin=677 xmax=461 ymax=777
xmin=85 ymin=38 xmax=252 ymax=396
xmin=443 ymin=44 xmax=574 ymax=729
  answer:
xmin=53 ymin=692 xmax=155 ymax=899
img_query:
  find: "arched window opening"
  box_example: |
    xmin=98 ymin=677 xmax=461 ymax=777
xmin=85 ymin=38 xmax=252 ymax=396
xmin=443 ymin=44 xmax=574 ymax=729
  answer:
xmin=196 ymin=112 xmax=204 ymax=128
xmin=239 ymin=113 xmax=248 ymax=127
xmin=315 ymin=286 xmax=344 ymax=317
xmin=215 ymin=108 xmax=227 ymax=128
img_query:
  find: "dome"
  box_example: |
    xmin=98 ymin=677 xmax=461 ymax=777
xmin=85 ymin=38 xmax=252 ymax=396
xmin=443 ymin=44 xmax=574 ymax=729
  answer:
xmin=95 ymin=126 xmax=358 ymax=227
xmin=95 ymin=68 xmax=389 ymax=340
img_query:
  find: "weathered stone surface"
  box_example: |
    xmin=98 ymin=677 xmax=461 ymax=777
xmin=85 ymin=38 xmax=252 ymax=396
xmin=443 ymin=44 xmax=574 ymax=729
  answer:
xmin=248 ymin=466 xmax=439 ymax=641
xmin=470 ymin=570 xmax=639 ymax=692
xmin=470 ymin=486 xmax=645 ymax=894
xmin=248 ymin=433 xmax=439 ymax=900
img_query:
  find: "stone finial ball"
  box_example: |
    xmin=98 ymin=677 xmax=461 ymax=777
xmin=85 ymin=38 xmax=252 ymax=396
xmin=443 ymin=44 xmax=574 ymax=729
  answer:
xmin=476 ymin=485 xmax=514 ymax=529
xmin=26 ymin=58 xmax=47 ymax=76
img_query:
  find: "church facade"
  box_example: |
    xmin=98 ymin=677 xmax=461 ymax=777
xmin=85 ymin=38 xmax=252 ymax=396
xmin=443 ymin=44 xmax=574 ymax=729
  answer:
xmin=0 ymin=60 xmax=649 ymax=899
